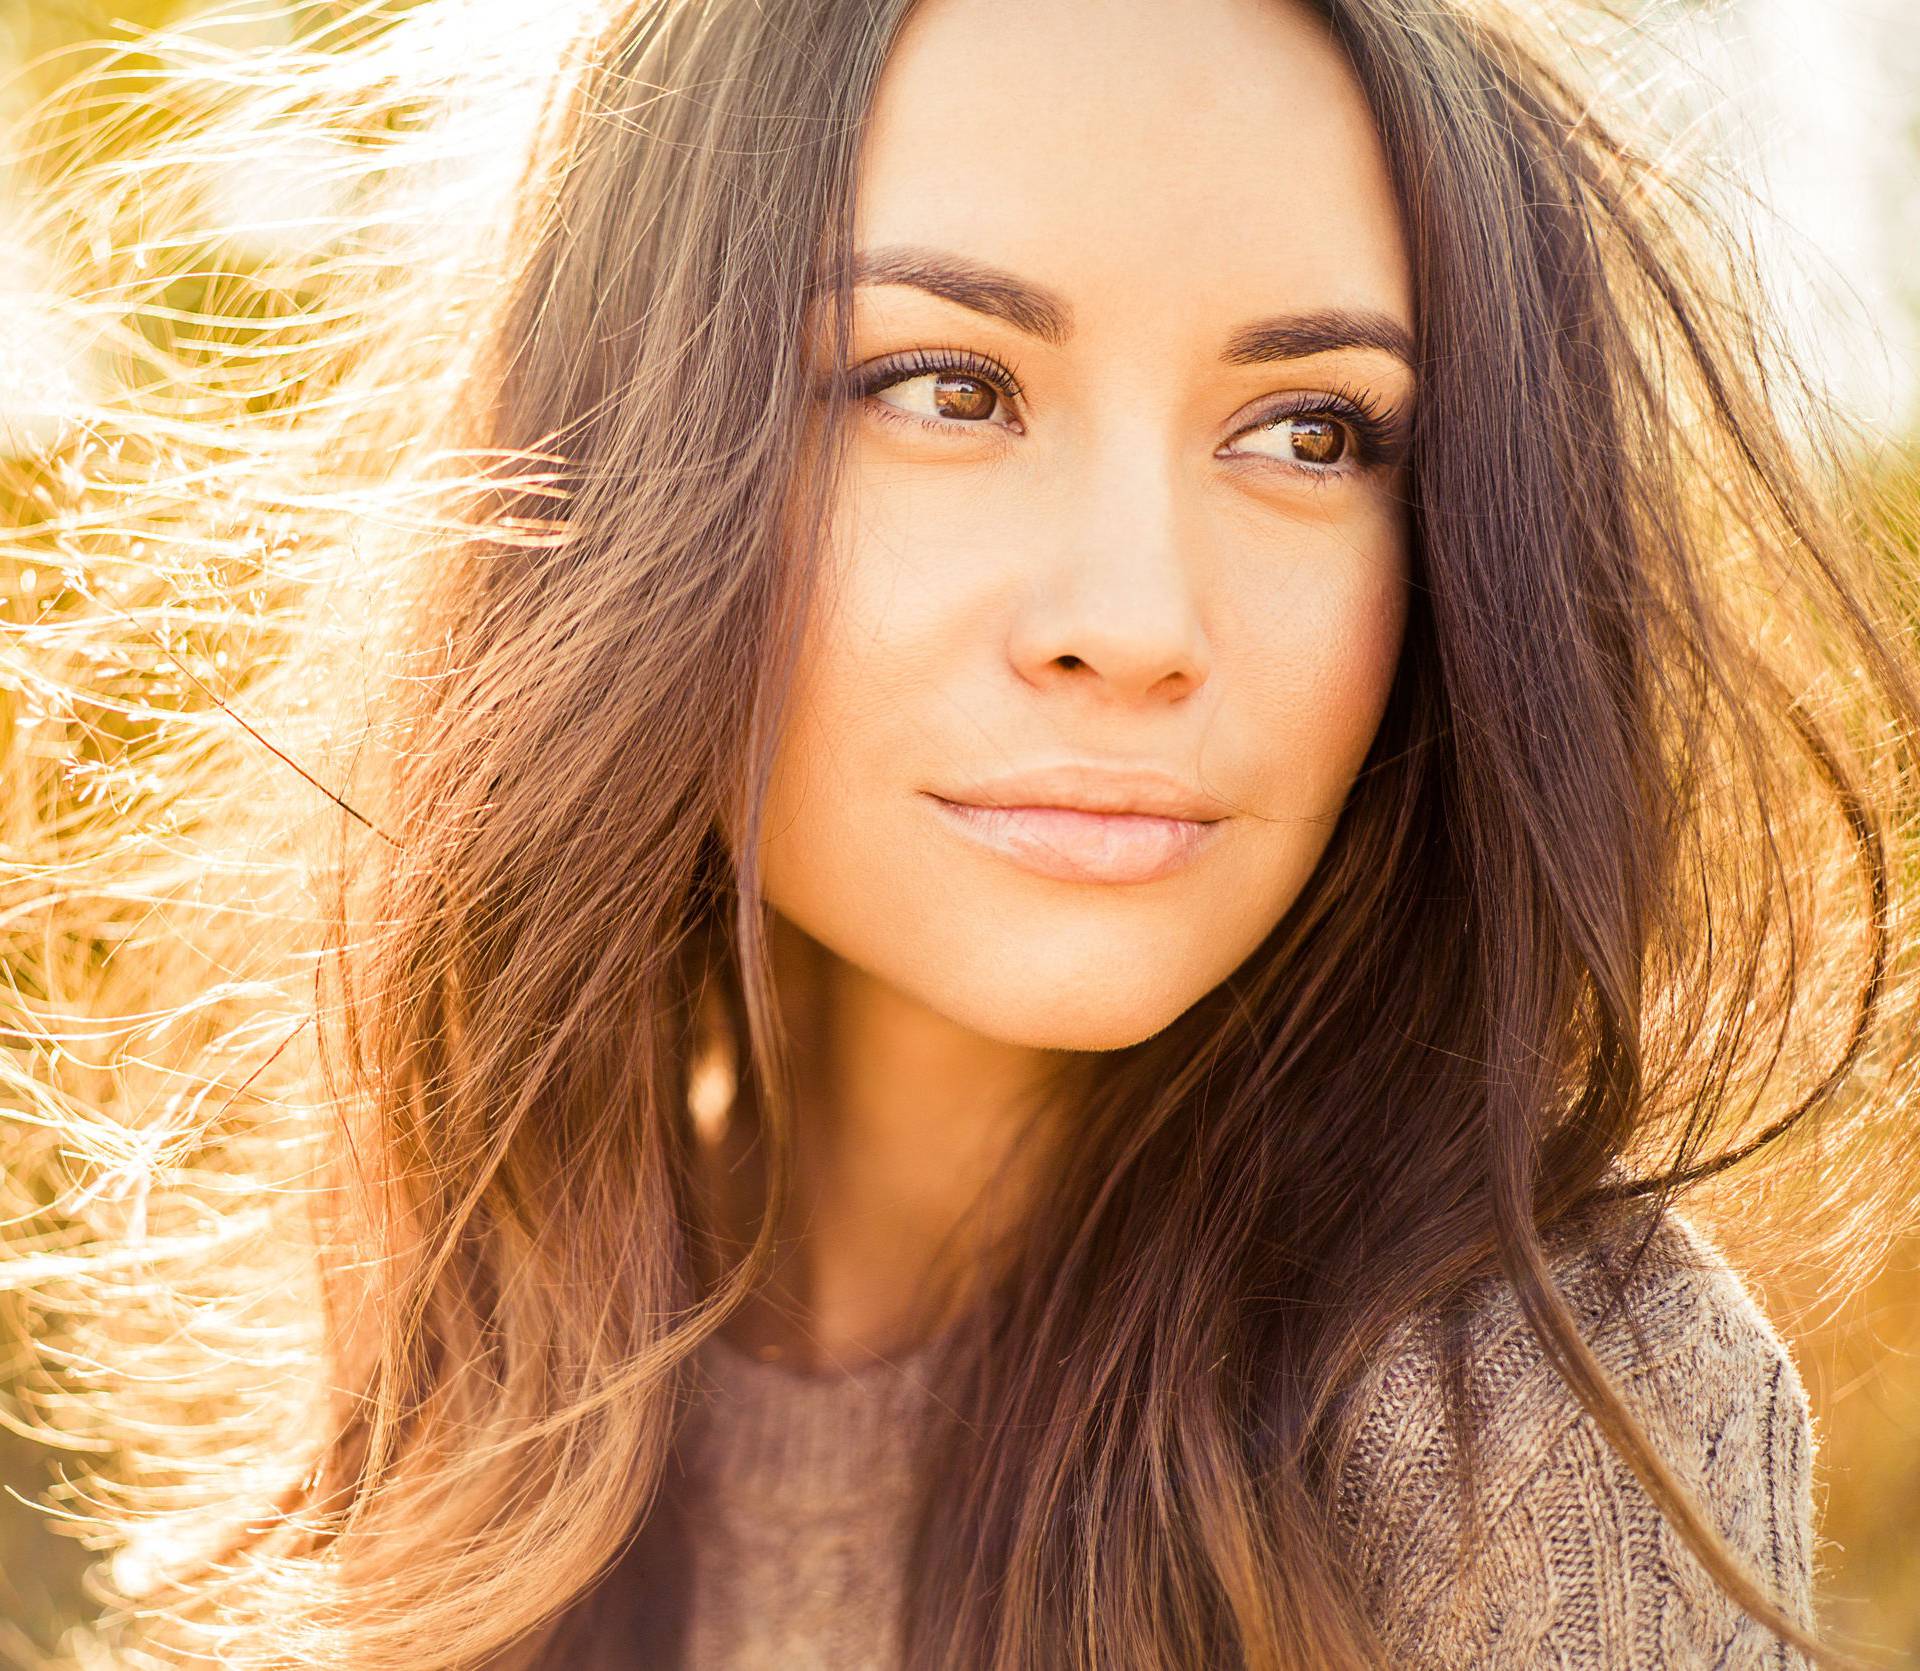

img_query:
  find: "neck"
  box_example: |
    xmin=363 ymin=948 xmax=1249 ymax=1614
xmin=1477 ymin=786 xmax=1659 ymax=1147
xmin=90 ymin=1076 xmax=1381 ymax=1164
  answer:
xmin=697 ymin=911 xmax=1085 ymax=1371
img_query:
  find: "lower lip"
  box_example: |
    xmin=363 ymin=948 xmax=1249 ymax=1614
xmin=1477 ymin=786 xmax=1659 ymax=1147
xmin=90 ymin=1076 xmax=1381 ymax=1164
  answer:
xmin=924 ymin=795 xmax=1223 ymax=884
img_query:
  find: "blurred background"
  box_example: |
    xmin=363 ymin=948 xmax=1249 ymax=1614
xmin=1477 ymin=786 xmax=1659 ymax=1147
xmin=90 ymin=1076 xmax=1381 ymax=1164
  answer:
xmin=0 ymin=0 xmax=1915 ymax=1664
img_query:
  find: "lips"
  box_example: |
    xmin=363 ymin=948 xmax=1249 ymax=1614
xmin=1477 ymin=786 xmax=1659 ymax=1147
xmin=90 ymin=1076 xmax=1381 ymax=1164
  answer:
xmin=924 ymin=795 xmax=1223 ymax=884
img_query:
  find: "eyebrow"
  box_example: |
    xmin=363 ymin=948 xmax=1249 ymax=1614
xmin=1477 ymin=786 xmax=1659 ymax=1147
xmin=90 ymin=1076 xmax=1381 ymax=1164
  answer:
xmin=850 ymin=243 xmax=1415 ymax=373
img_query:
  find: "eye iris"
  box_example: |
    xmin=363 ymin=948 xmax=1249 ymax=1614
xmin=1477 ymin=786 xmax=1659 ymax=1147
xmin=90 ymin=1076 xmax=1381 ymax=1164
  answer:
xmin=1282 ymin=414 xmax=1347 ymax=465
xmin=931 ymin=373 xmax=997 ymax=422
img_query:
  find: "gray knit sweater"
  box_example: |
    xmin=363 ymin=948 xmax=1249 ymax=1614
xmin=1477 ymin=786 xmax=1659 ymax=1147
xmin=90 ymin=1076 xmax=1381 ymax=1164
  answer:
xmin=673 ymin=1209 xmax=1817 ymax=1669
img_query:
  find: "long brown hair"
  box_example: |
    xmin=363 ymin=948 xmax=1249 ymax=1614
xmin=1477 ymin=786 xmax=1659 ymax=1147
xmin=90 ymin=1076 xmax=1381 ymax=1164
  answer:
xmin=7 ymin=0 xmax=1920 ymax=1667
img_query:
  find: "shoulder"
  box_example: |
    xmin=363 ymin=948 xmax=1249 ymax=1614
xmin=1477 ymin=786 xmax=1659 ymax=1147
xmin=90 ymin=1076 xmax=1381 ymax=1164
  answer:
xmin=1333 ymin=1206 xmax=1819 ymax=1669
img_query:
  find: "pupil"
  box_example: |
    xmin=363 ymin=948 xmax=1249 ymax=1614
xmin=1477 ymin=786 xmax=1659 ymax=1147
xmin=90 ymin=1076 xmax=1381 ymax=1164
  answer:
xmin=933 ymin=375 xmax=995 ymax=422
xmin=1290 ymin=416 xmax=1345 ymax=465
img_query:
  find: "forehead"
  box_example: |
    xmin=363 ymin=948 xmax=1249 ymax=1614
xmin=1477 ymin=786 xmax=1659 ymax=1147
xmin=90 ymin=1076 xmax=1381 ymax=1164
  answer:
xmin=854 ymin=0 xmax=1412 ymax=333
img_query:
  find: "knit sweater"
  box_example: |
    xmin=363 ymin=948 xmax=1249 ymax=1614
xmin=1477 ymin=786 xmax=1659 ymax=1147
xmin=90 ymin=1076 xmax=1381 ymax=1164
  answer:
xmin=667 ymin=1208 xmax=1817 ymax=1669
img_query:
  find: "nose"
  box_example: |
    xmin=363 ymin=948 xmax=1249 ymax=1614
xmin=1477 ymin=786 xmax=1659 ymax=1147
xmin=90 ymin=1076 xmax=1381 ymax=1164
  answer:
xmin=1005 ymin=422 xmax=1213 ymax=704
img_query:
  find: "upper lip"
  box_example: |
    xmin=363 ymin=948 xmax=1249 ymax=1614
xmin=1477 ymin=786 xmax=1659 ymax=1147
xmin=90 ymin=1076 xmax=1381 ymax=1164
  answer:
xmin=928 ymin=762 xmax=1232 ymax=822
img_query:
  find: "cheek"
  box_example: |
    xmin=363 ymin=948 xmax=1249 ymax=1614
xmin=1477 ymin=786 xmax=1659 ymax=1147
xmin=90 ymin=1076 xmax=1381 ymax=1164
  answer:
xmin=758 ymin=476 xmax=987 ymax=855
xmin=1180 ymin=517 xmax=1406 ymax=955
xmin=750 ymin=508 xmax=926 ymax=934
xmin=1239 ymin=531 xmax=1408 ymax=815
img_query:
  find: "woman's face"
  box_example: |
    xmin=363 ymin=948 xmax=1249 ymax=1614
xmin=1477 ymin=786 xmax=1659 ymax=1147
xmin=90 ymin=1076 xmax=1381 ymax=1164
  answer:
xmin=759 ymin=0 xmax=1414 ymax=1054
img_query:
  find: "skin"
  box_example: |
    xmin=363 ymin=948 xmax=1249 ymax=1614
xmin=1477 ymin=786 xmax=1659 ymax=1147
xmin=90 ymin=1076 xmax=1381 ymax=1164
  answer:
xmin=711 ymin=0 xmax=1415 ymax=1371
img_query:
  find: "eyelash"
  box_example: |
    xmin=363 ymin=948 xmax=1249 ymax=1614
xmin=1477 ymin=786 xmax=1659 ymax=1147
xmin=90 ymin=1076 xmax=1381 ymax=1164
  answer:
xmin=849 ymin=344 xmax=1030 ymax=411
xmin=844 ymin=349 xmax=1405 ymax=481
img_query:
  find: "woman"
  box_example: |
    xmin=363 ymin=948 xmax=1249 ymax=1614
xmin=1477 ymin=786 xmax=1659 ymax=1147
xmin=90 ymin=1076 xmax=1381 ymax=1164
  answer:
xmin=9 ymin=0 xmax=1920 ymax=1666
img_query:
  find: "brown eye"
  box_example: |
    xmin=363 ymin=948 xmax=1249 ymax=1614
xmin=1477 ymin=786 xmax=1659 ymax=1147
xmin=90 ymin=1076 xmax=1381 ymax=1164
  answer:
xmin=1228 ymin=412 xmax=1367 ymax=478
xmin=852 ymin=351 xmax=1024 ymax=434
xmin=926 ymin=373 xmax=999 ymax=422
xmin=1273 ymin=414 xmax=1348 ymax=466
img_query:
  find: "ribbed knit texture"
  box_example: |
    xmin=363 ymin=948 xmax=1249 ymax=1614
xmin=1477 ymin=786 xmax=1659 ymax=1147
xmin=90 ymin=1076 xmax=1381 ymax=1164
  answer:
xmin=673 ymin=1208 xmax=1818 ymax=1669
xmin=678 ymin=1325 xmax=950 ymax=1669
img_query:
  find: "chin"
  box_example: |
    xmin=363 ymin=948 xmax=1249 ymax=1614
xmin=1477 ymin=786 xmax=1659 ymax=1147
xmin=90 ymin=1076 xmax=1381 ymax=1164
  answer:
xmin=995 ymin=1006 xmax=1186 ymax=1055
xmin=914 ymin=951 xmax=1218 ymax=1054
xmin=765 ymin=850 xmax=1284 ymax=1055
